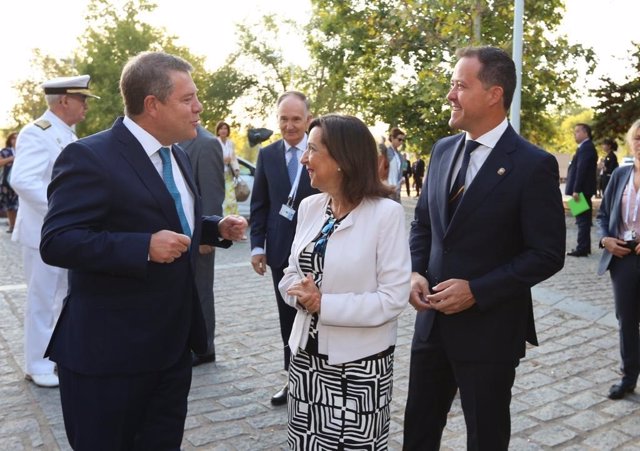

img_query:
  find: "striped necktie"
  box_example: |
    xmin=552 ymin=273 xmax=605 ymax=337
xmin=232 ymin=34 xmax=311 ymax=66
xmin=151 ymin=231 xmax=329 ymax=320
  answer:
xmin=159 ymin=147 xmax=192 ymax=237
xmin=448 ymin=140 xmax=480 ymax=221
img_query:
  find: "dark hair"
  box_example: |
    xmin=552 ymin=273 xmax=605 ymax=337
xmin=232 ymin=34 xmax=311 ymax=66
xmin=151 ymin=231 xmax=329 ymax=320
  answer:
xmin=120 ymin=52 xmax=193 ymax=117
xmin=5 ymin=132 xmax=17 ymax=148
xmin=389 ymin=127 xmax=405 ymax=140
xmin=308 ymin=114 xmax=395 ymax=205
xmin=602 ymin=138 xmax=618 ymax=151
xmin=576 ymin=123 xmax=593 ymax=140
xmin=276 ymin=91 xmax=311 ymax=113
xmin=457 ymin=46 xmax=516 ymax=111
xmin=215 ymin=121 xmax=231 ymax=136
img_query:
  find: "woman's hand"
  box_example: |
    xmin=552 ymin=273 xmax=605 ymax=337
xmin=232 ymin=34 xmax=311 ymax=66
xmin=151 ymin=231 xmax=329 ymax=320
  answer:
xmin=602 ymin=237 xmax=633 ymax=258
xmin=287 ymin=274 xmax=321 ymax=314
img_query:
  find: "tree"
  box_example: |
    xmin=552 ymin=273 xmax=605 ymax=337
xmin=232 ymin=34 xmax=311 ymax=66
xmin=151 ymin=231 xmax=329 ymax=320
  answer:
xmin=302 ymin=0 xmax=595 ymax=153
xmin=9 ymin=51 xmax=75 ymax=129
xmin=9 ymin=0 xmax=255 ymax=138
xmin=592 ymin=43 xmax=640 ymax=140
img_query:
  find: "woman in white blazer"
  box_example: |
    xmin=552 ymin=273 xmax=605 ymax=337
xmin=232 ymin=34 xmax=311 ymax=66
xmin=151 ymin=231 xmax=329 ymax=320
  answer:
xmin=279 ymin=114 xmax=411 ymax=450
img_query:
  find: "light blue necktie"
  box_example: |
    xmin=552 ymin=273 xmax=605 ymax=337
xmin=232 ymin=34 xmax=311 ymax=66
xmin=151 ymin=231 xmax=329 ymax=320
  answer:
xmin=287 ymin=147 xmax=299 ymax=185
xmin=159 ymin=147 xmax=192 ymax=237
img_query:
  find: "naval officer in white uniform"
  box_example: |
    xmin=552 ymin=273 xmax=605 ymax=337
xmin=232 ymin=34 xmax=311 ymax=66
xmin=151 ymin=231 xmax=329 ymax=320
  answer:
xmin=11 ymin=75 xmax=98 ymax=387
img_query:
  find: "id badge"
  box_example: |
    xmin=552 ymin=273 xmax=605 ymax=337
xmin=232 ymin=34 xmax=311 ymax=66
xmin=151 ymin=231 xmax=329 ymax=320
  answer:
xmin=624 ymin=230 xmax=636 ymax=241
xmin=279 ymin=204 xmax=296 ymax=221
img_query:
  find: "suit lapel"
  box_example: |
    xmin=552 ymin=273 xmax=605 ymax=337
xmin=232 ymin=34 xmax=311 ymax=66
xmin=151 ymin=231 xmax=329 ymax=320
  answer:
xmin=446 ymin=126 xmax=516 ymax=234
xmin=438 ymin=135 xmax=465 ymax=233
xmin=112 ymin=119 xmax=182 ymax=232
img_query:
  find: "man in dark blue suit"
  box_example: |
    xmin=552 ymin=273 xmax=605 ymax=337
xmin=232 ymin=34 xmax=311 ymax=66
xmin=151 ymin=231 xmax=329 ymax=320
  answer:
xmin=40 ymin=52 xmax=247 ymax=450
xmin=403 ymin=47 xmax=565 ymax=451
xmin=249 ymin=91 xmax=318 ymax=405
xmin=565 ymin=122 xmax=598 ymax=256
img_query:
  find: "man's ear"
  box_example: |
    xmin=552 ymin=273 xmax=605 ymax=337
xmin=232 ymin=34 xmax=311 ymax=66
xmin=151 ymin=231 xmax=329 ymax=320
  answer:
xmin=144 ymin=95 xmax=159 ymax=117
xmin=487 ymin=86 xmax=504 ymax=108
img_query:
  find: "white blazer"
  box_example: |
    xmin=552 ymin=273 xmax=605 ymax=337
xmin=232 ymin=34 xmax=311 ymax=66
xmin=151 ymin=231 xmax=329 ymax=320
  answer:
xmin=279 ymin=193 xmax=411 ymax=365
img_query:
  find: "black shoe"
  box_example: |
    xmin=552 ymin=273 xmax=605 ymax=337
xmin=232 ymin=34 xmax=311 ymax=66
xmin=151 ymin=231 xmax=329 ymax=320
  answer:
xmin=192 ymin=352 xmax=215 ymax=367
xmin=270 ymin=384 xmax=288 ymax=406
xmin=608 ymin=383 xmax=635 ymax=400
xmin=567 ymin=249 xmax=590 ymax=257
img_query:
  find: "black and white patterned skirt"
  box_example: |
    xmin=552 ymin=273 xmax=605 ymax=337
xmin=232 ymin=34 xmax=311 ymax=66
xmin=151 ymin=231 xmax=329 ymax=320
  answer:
xmin=287 ymin=347 xmax=394 ymax=450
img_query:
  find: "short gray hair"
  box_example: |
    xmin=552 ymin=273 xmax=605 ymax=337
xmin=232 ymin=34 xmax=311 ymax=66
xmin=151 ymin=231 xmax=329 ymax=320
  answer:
xmin=120 ymin=51 xmax=193 ymax=117
xmin=45 ymin=94 xmax=63 ymax=108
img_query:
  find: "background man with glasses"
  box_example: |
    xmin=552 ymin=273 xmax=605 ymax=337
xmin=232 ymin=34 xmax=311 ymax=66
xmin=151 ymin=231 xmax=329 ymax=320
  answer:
xmin=10 ymin=75 xmax=98 ymax=387
xmin=387 ymin=127 xmax=406 ymax=202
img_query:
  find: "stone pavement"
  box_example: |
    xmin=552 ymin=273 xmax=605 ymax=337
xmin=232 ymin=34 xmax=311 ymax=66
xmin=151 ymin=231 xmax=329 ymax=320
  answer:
xmin=0 ymin=194 xmax=639 ymax=450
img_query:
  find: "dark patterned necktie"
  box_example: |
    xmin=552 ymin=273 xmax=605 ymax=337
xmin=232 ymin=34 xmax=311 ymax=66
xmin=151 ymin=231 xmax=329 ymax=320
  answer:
xmin=448 ymin=140 xmax=480 ymax=221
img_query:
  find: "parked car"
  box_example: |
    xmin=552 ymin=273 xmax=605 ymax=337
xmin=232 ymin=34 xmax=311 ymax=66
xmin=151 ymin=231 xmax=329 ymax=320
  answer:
xmin=236 ymin=157 xmax=255 ymax=218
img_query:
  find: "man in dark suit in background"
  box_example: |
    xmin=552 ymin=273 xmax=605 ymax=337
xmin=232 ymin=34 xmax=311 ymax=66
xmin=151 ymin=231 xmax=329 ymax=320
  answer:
xmin=403 ymin=46 xmax=565 ymax=451
xmin=40 ymin=52 xmax=247 ymax=450
xmin=565 ymin=122 xmax=598 ymax=257
xmin=179 ymin=124 xmax=226 ymax=366
xmin=249 ymin=91 xmax=318 ymax=405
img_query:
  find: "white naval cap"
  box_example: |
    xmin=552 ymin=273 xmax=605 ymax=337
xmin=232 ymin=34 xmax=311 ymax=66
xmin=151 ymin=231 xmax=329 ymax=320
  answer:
xmin=42 ymin=74 xmax=100 ymax=98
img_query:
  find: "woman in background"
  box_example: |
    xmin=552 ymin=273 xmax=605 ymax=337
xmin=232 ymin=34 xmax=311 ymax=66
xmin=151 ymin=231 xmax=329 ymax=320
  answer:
xmin=600 ymin=138 xmax=619 ymax=195
xmin=597 ymin=119 xmax=640 ymax=400
xmin=0 ymin=132 xmax=18 ymax=233
xmin=216 ymin=121 xmax=240 ymax=215
xmin=279 ymin=114 xmax=410 ymax=449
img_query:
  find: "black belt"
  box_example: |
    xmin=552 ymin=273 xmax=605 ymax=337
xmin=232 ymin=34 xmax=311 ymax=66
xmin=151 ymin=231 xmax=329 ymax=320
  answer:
xmin=303 ymin=345 xmax=395 ymax=362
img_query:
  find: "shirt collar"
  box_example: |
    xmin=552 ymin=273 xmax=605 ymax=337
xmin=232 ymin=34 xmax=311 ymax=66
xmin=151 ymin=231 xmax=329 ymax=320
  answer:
xmin=123 ymin=116 xmax=165 ymax=157
xmin=44 ymin=109 xmax=76 ymax=135
xmin=465 ymin=117 xmax=509 ymax=149
xmin=284 ymin=134 xmax=308 ymax=152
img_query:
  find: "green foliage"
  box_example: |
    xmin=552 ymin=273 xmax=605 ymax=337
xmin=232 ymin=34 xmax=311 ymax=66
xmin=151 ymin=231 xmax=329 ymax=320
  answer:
xmin=10 ymin=0 xmax=254 ymax=138
xmin=547 ymin=108 xmax=593 ymax=155
xmin=9 ymin=51 xmax=75 ymax=129
xmin=592 ymin=43 xmax=640 ymax=141
xmin=302 ymin=0 xmax=595 ymax=154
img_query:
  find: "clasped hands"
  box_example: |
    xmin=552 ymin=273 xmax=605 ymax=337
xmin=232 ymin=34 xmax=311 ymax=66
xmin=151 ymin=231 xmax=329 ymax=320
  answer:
xmin=149 ymin=215 xmax=248 ymax=264
xmin=409 ymin=272 xmax=475 ymax=314
xmin=287 ymin=274 xmax=321 ymax=314
xmin=602 ymin=236 xmax=639 ymax=258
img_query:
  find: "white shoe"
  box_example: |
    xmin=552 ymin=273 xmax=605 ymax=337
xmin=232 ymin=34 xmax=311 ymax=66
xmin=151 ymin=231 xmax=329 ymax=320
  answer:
xmin=25 ymin=373 xmax=59 ymax=388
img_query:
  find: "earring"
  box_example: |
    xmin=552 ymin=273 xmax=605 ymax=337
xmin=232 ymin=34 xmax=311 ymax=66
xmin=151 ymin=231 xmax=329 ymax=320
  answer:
xmin=337 ymin=167 xmax=341 ymax=172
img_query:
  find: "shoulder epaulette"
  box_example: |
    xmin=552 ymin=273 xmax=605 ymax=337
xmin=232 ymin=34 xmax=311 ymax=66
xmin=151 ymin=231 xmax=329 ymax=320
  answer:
xmin=34 ymin=119 xmax=51 ymax=130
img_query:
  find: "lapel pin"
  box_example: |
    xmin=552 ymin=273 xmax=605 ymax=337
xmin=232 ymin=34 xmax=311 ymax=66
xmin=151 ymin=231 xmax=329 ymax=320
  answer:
xmin=497 ymin=168 xmax=506 ymax=175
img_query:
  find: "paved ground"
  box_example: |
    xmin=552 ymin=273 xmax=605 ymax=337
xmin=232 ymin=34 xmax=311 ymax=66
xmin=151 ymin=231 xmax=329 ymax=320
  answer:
xmin=1 ymin=193 xmax=639 ymax=450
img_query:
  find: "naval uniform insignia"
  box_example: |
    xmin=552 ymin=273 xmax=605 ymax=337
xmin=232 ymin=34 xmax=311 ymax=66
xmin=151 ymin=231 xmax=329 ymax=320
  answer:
xmin=34 ymin=119 xmax=52 ymax=130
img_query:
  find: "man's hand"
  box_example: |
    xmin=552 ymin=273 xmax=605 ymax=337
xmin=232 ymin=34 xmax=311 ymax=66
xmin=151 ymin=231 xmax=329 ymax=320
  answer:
xmin=149 ymin=230 xmax=191 ymax=263
xmin=409 ymin=272 xmax=432 ymax=312
xmin=426 ymin=279 xmax=475 ymax=314
xmin=572 ymin=192 xmax=580 ymax=202
xmin=218 ymin=215 xmax=248 ymax=241
xmin=198 ymin=245 xmax=214 ymax=255
xmin=603 ymin=237 xmax=633 ymax=258
xmin=251 ymin=254 xmax=267 ymax=276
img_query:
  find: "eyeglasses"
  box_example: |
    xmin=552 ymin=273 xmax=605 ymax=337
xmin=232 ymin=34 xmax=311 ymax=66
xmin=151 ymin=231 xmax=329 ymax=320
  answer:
xmin=313 ymin=217 xmax=336 ymax=254
xmin=66 ymin=94 xmax=88 ymax=104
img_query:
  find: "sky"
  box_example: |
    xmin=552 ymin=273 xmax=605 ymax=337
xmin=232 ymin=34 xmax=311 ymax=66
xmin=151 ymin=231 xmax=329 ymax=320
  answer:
xmin=1 ymin=0 xmax=638 ymax=129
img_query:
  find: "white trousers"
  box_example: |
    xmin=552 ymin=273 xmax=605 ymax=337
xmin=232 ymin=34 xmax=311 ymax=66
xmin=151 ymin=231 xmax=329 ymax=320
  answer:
xmin=22 ymin=246 xmax=67 ymax=375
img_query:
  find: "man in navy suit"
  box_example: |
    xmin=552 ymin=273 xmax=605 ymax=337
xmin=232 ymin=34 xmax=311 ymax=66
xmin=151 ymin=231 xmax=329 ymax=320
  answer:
xmin=249 ymin=91 xmax=318 ymax=405
xmin=565 ymin=123 xmax=598 ymax=256
xmin=40 ymin=52 xmax=247 ymax=450
xmin=403 ymin=47 xmax=565 ymax=451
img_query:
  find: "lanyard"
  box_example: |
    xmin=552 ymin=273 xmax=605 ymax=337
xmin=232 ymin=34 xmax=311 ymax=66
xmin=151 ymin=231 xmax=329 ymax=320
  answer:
xmin=286 ymin=152 xmax=304 ymax=207
xmin=624 ymin=170 xmax=640 ymax=225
